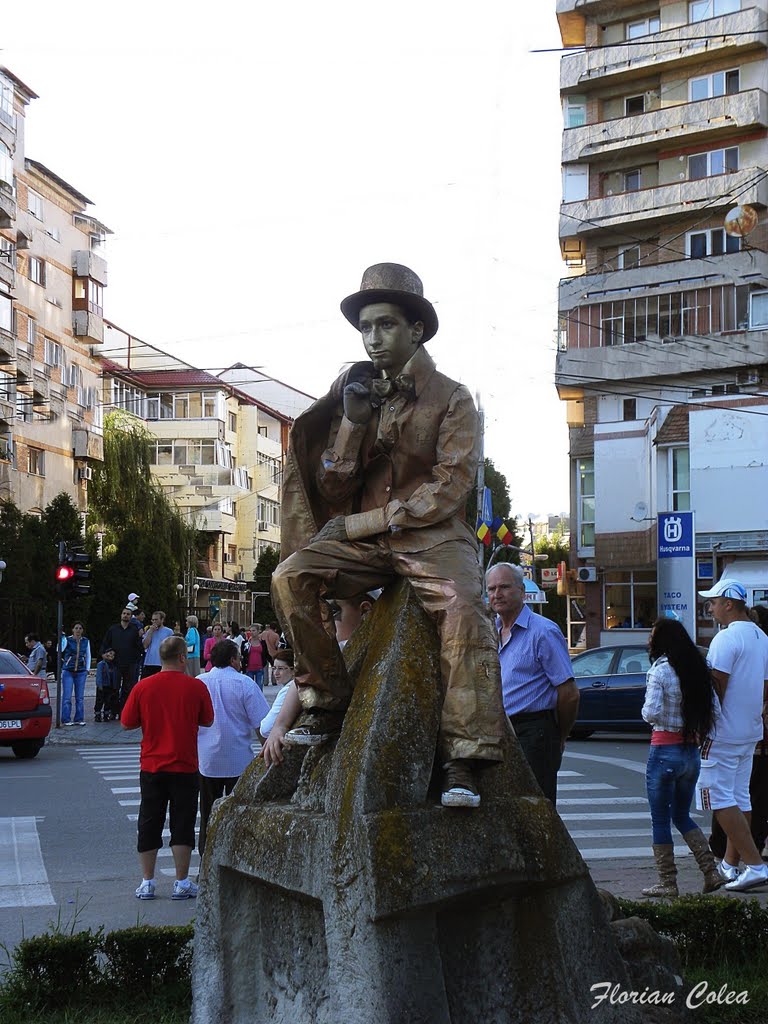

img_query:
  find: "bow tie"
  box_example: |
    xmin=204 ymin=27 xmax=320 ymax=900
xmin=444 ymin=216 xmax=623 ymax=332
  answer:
xmin=369 ymin=374 xmax=416 ymax=406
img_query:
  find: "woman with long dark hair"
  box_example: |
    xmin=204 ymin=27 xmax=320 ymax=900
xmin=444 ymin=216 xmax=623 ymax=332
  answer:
xmin=641 ymin=617 xmax=722 ymax=897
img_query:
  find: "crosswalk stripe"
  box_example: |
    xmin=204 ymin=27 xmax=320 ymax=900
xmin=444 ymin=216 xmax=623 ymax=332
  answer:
xmin=582 ymin=846 xmax=692 ymax=860
xmin=561 ymin=811 xmax=667 ymax=821
xmin=110 ymin=787 xmax=141 ymax=794
xmin=557 ymin=783 xmax=617 ymax=792
xmin=558 ymin=796 xmax=647 ymax=806
xmin=118 ymin=800 xmax=141 ymax=807
xmin=557 ymin=771 xmax=583 ymax=778
xmin=569 ymin=828 xmax=656 ymax=839
xmin=0 ymin=817 xmax=55 ymax=908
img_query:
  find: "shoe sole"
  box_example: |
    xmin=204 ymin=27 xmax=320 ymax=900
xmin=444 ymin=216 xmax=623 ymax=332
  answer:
xmin=441 ymin=792 xmax=481 ymax=808
xmin=135 ymin=893 xmax=155 ymax=900
xmin=171 ymin=892 xmax=197 ymax=900
xmin=725 ymin=877 xmax=768 ymax=892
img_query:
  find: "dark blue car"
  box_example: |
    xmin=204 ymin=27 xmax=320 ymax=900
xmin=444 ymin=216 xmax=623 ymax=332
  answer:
xmin=570 ymin=645 xmax=652 ymax=738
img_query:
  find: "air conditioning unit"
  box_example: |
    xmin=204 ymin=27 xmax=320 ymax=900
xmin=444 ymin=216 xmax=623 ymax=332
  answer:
xmin=577 ymin=566 xmax=597 ymax=583
xmin=235 ymin=572 xmax=245 ymax=582
xmin=257 ymin=520 xmax=269 ymax=532
xmin=78 ymin=466 xmax=93 ymax=481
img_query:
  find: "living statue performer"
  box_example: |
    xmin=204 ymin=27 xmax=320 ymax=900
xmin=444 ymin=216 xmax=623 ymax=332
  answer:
xmin=272 ymin=262 xmax=508 ymax=806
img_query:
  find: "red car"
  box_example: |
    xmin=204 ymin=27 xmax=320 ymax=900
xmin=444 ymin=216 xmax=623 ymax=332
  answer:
xmin=0 ymin=648 xmax=52 ymax=758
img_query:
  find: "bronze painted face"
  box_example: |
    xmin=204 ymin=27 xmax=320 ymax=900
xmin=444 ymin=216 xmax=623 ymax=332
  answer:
xmin=358 ymin=302 xmax=422 ymax=378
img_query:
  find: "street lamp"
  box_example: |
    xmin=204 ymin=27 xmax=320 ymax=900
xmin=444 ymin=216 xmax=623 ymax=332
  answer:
xmin=0 ymin=559 xmax=6 ymax=583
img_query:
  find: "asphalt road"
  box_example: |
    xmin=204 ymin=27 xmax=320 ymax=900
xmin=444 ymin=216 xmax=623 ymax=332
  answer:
xmin=1 ymin=730 xmax=763 ymax=961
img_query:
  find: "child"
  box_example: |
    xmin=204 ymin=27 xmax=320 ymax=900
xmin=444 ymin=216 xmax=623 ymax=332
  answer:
xmin=95 ymin=649 xmax=119 ymax=721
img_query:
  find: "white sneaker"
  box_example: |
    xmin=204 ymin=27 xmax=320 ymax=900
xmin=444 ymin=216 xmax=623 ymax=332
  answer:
xmin=135 ymin=879 xmax=155 ymax=900
xmin=717 ymin=859 xmax=740 ymax=883
xmin=171 ymin=879 xmax=198 ymax=900
xmin=724 ymin=864 xmax=768 ymax=892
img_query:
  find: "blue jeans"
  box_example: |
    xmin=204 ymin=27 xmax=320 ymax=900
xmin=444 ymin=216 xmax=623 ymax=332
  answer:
xmin=62 ymin=669 xmax=87 ymax=723
xmin=645 ymin=743 xmax=700 ymax=844
xmin=247 ymin=670 xmax=264 ymax=691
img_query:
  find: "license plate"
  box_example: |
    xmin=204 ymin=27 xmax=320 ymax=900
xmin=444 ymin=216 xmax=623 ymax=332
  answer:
xmin=0 ymin=720 xmax=22 ymax=730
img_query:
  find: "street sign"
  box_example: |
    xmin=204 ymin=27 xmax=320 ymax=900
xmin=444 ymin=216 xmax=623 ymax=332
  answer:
xmin=541 ymin=567 xmax=558 ymax=588
xmin=657 ymin=511 xmax=696 ymax=639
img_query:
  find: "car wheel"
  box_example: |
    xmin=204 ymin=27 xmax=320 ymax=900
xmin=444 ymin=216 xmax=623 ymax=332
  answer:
xmin=11 ymin=740 xmax=43 ymax=759
xmin=570 ymin=729 xmax=594 ymax=740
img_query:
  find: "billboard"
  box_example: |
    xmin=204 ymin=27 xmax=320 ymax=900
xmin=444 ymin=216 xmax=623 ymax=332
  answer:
xmin=657 ymin=512 xmax=696 ymax=639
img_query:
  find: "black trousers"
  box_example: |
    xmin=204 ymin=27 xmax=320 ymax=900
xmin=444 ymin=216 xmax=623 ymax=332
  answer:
xmin=509 ymin=710 xmax=562 ymax=806
xmin=198 ymin=774 xmax=239 ymax=858
xmin=116 ymin=663 xmax=139 ymax=710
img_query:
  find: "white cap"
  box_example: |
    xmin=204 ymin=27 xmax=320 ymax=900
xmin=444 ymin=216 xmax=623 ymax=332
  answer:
xmin=698 ymin=578 xmax=747 ymax=602
xmin=128 ymin=592 xmax=140 ymax=602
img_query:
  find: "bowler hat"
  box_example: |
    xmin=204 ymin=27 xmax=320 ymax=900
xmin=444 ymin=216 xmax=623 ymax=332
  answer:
xmin=340 ymin=263 xmax=439 ymax=341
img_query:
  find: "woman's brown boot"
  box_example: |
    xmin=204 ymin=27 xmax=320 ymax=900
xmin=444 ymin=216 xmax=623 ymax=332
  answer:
xmin=683 ymin=828 xmax=725 ymax=893
xmin=641 ymin=844 xmax=679 ymax=897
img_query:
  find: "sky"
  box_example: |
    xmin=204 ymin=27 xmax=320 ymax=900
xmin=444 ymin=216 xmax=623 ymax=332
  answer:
xmin=3 ymin=2 xmax=568 ymax=519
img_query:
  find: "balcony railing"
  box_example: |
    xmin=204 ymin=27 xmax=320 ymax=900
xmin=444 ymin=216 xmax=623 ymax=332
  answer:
xmin=563 ymin=90 xmax=768 ymax=162
xmin=560 ymin=165 xmax=768 ymax=237
xmin=560 ymin=7 xmax=767 ymax=90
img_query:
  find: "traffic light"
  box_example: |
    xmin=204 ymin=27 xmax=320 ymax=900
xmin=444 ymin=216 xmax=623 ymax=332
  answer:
xmin=54 ymin=544 xmax=91 ymax=600
xmin=55 ymin=561 xmax=75 ymax=599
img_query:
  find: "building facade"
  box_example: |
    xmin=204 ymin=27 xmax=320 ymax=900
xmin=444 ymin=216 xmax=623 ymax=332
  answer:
xmin=0 ymin=67 xmax=106 ymax=516
xmin=556 ymin=0 xmax=768 ymax=647
xmin=101 ymin=328 xmax=295 ymax=626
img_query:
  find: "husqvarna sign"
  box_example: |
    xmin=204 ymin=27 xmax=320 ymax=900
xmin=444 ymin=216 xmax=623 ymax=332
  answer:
xmin=657 ymin=511 xmax=696 ymax=638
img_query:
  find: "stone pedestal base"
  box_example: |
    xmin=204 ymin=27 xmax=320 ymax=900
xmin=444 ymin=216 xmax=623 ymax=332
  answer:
xmin=192 ymin=583 xmax=680 ymax=1023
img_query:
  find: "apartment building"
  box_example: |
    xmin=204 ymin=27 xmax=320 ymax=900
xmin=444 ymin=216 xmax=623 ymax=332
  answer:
xmin=0 ymin=67 xmax=106 ymax=515
xmin=101 ymin=327 xmax=294 ymax=625
xmin=556 ymin=0 xmax=768 ymax=647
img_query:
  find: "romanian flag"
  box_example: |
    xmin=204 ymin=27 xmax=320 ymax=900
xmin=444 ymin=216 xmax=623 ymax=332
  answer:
xmin=476 ymin=520 xmax=492 ymax=546
xmin=497 ymin=522 xmax=514 ymax=545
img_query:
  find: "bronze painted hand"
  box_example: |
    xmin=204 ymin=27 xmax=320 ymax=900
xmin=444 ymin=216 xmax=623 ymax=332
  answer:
xmin=311 ymin=516 xmax=348 ymax=544
xmin=343 ymin=381 xmax=374 ymax=425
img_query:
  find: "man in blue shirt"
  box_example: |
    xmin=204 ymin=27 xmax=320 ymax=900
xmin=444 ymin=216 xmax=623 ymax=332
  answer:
xmin=487 ymin=562 xmax=579 ymax=806
xmin=141 ymin=611 xmax=174 ymax=678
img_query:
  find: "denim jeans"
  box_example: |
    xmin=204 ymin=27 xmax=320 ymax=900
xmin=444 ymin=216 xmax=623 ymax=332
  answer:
xmin=62 ymin=669 xmax=87 ymax=723
xmin=645 ymin=743 xmax=700 ymax=844
xmin=247 ymin=670 xmax=264 ymax=691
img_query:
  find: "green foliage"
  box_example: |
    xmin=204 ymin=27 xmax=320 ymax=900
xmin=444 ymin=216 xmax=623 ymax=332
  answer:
xmin=252 ymin=545 xmax=280 ymax=624
xmin=535 ymin=533 xmax=569 ymax=632
xmin=0 ymin=924 xmax=193 ymax=1020
xmin=465 ymin=458 xmax=516 ymax=530
xmin=617 ymin=894 xmax=768 ymax=970
xmin=4 ymin=928 xmax=103 ymax=1009
xmin=103 ymin=925 xmax=193 ymax=989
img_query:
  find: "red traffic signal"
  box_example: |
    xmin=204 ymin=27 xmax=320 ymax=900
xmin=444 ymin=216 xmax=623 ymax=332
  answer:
xmin=55 ymin=565 xmax=75 ymax=583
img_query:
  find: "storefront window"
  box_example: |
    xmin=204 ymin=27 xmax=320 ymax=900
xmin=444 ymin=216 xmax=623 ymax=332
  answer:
xmin=604 ymin=569 xmax=657 ymax=629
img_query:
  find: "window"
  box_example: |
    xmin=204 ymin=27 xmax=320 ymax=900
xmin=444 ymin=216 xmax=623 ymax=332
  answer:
xmin=112 ymin=379 xmax=144 ymax=415
xmin=604 ymin=570 xmax=657 ymax=629
xmin=73 ymin=278 xmax=103 ymax=315
xmin=625 ymin=95 xmax=645 ymax=116
xmin=225 ymin=545 xmax=237 ymax=564
xmin=627 ymin=15 xmax=660 ymax=38
xmin=749 ymin=290 xmax=768 ymax=328
xmin=257 ymin=425 xmax=268 ymax=437
xmin=0 ymin=141 xmax=12 ymax=190
xmin=572 ymin=648 xmax=615 ymax=677
xmin=28 ymin=257 xmax=46 ymax=286
xmin=577 ymin=458 xmax=595 ymax=551
xmin=228 ymin=411 xmax=237 ymax=433
xmin=618 ymin=245 xmax=640 ymax=270
xmin=0 ymin=75 xmax=13 ymax=128
xmin=27 ymin=191 xmax=44 ymax=220
xmin=203 ymin=392 xmax=218 ymax=418
xmin=0 ymin=290 xmax=10 ymax=334
xmin=688 ymin=146 xmax=738 ymax=179
xmin=623 ymin=399 xmax=637 ymax=421
xmin=616 ymin=649 xmax=651 ymax=674
xmin=690 ymin=0 xmax=739 ymax=21
xmin=690 ymin=69 xmax=739 ymax=101
xmin=670 ymin=448 xmax=691 ymax=510
xmin=564 ymin=95 xmax=587 ymax=128
xmin=563 ymin=164 xmax=589 ymax=202
xmin=27 ymin=316 xmax=36 ymax=349
xmin=623 ymin=169 xmax=641 ymax=192
xmin=44 ymin=338 xmax=61 ymax=367
xmin=27 ymin=447 xmax=45 ymax=476
xmin=686 ymin=227 xmax=740 ymax=258
xmin=601 ymin=315 xmax=624 ymax=346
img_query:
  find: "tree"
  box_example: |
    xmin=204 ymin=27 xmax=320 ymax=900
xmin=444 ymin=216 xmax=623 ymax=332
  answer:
xmin=251 ymin=546 xmax=280 ymax=625
xmin=534 ymin=533 xmax=570 ymax=633
xmin=465 ymin=457 xmax=514 ymax=527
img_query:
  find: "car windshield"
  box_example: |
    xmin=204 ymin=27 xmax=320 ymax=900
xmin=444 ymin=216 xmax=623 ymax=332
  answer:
xmin=571 ymin=648 xmax=615 ymax=677
xmin=0 ymin=651 xmax=30 ymax=675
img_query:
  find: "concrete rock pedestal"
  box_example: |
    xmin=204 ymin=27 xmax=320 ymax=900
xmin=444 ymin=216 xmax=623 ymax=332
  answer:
xmin=192 ymin=582 xmax=681 ymax=1023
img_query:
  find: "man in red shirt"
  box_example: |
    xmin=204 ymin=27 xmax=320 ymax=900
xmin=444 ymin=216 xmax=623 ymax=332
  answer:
xmin=121 ymin=635 xmax=214 ymax=900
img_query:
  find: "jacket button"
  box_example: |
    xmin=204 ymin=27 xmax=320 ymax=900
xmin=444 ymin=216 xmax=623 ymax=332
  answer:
xmin=389 ymin=405 xmax=395 ymax=411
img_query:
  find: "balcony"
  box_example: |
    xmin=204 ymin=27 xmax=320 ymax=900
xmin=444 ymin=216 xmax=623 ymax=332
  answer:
xmin=555 ymin=329 xmax=768 ymax=388
xmin=0 ymin=251 xmax=13 ymax=290
xmin=0 ymin=329 xmax=14 ymax=365
xmin=72 ymin=427 xmax=105 ymax=462
xmin=72 ymin=310 xmax=104 ymax=344
xmin=560 ymin=8 xmax=767 ymax=91
xmin=0 ymin=187 xmax=14 ymax=230
xmin=194 ymin=509 xmax=236 ymax=535
xmin=559 ymin=249 xmax=768 ymax=312
xmin=564 ymin=90 xmax=768 ymax=163
xmin=14 ymin=344 xmax=31 ymax=380
xmin=72 ymin=250 xmax=108 ymax=287
xmin=560 ymin=166 xmax=768 ymax=237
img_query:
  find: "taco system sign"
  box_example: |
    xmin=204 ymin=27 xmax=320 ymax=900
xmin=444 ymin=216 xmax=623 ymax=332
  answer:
xmin=657 ymin=511 xmax=696 ymax=639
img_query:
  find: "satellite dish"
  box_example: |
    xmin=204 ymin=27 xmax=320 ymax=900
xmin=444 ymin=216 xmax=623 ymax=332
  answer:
xmin=632 ymin=501 xmax=649 ymax=521
xmin=724 ymin=204 xmax=758 ymax=237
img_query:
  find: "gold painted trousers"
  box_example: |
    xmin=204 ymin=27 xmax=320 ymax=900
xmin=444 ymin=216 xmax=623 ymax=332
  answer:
xmin=271 ymin=535 xmax=507 ymax=764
